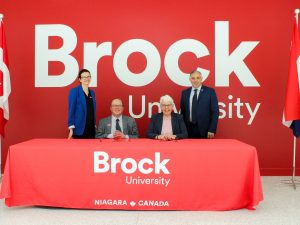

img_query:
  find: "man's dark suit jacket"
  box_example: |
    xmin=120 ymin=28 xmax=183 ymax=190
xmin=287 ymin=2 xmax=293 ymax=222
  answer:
xmin=180 ymin=85 xmax=219 ymax=137
xmin=146 ymin=112 xmax=188 ymax=139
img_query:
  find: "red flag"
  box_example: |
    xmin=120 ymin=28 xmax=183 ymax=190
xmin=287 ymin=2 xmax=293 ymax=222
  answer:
xmin=0 ymin=17 xmax=11 ymax=137
xmin=283 ymin=15 xmax=300 ymax=130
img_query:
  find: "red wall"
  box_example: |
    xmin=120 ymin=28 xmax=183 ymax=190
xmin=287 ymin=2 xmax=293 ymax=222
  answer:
xmin=1 ymin=0 xmax=300 ymax=175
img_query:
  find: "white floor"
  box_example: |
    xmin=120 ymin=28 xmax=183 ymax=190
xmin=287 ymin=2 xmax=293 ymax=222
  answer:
xmin=1 ymin=176 xmax=300 ymax=225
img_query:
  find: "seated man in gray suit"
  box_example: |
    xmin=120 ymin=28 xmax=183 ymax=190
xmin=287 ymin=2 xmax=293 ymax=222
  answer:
xmin=96 ymin=98 xmax=139 ymax=139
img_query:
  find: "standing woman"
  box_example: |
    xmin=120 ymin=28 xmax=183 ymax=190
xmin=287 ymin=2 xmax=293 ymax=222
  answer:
xmin=68 ymin=69 xmax=96 ymax=139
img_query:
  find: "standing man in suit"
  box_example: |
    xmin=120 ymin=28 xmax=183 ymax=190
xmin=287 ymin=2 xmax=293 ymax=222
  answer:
xmin=180 ymin=70 xmax=219 ymax=139
xmin=96 ymin=98 xmax=139 ymax=139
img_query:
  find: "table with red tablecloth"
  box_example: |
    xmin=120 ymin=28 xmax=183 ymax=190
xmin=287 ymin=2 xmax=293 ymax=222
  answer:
xmin=0 ymin=139 xmax=263 ymax=210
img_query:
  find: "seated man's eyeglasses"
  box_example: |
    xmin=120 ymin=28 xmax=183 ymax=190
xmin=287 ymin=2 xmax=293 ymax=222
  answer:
xmin=111 ymin=105 xmax=123 ymax=108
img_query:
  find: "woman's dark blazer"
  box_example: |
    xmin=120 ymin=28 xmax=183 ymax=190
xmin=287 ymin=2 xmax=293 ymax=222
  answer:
xmin=146 ymin=112 xmax=188 ymax=139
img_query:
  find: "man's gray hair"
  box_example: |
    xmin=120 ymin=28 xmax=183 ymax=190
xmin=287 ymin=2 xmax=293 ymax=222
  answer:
xmin=190 ymin=70 xmax=202 ymax=76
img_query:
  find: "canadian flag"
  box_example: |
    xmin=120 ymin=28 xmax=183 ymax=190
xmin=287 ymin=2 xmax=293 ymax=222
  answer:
xmin=0 ymin=16 xmax=11 ymax=137
xmin=283 ymin=15 xmax=300 ymax=137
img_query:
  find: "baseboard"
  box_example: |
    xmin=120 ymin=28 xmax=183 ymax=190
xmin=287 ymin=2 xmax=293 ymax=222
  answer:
xmin=260 ymin=168 xmax=300 ymax=176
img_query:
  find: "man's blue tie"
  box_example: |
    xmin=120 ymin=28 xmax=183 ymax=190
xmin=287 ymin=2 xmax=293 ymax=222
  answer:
xmin=116 ymin=119 xmax=122 ymax=132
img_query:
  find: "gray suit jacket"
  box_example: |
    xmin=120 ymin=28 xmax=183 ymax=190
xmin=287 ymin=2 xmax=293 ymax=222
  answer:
xmin=96 ymin=115 xmax=139 ymax=138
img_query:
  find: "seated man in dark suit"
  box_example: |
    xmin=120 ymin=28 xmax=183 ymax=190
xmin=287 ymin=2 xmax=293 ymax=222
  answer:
xmin=146 ymin=95 xmax=188 ymax=140
xmin=96 ymin=98 xmax=138 ymax=139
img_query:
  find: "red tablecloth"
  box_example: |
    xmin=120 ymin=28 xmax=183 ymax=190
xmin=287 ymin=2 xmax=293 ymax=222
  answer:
xmin=0 ymin=139 xmax=263 ymax=210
